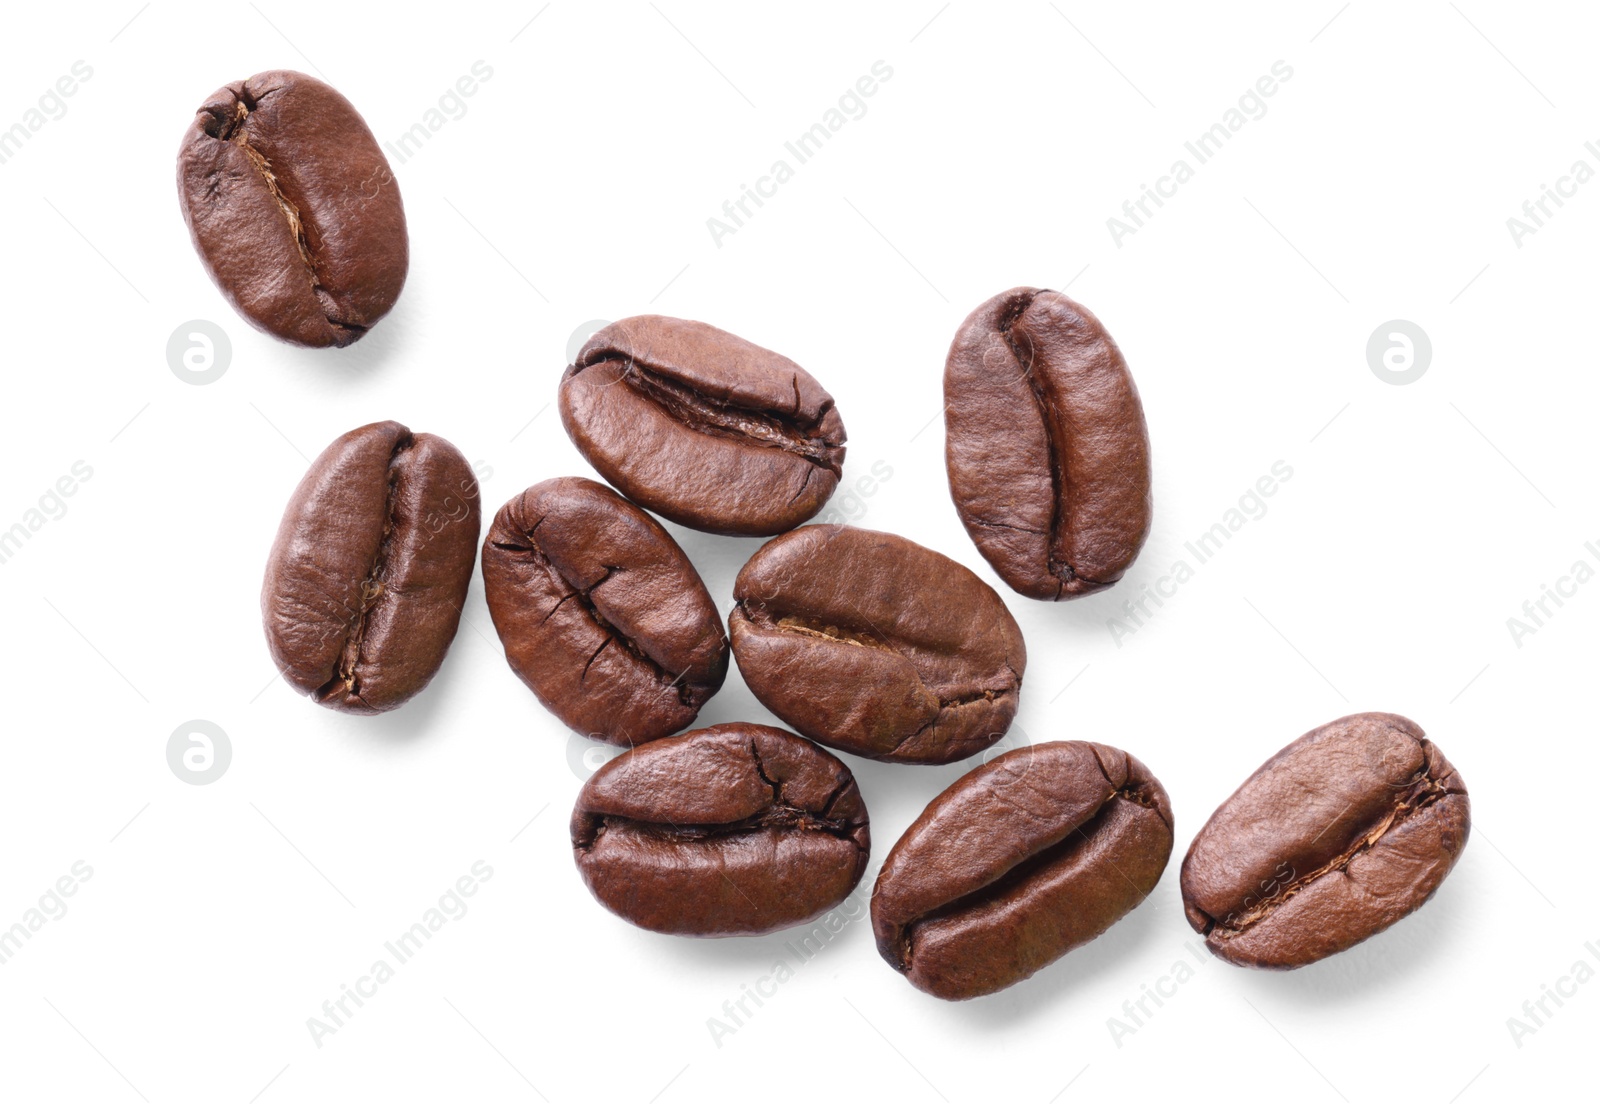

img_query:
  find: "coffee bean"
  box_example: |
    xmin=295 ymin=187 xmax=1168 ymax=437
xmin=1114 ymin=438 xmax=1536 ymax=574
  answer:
xmin=178 ymin=71 xmax=407 ymax=347
xmin=944 ymin=287 xmax=1151 ymax=600
xmin=571 ymin=723 xmax=871 ymax=936
xmin=730 ymin=524 xmax=1026 ymax=764
xmin=262 ymin=421 xmax=479 ymax=713
xmin=872 ymin=741 xmax=1173 ymax=999
xmin=559 ymin=315 xmax=846 ymax=535
xmin=481 ymin=477 xmax=728 ymax=745
xmin=1180 ymin=711 xmax=1470 ymax=969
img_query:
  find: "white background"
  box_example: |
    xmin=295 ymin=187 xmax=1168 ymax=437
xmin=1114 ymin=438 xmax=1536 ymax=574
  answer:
xmin=1 ymin=2 xmax=1594 ymax=1103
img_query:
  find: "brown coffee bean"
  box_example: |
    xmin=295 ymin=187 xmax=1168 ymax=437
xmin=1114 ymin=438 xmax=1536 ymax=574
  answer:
xmin=177 ymin=71 xmax=407 ymax=347
xmin=481 ymin=477 xmax=728 ymax=745
xmin=571 ymin=723 xmax=871 ymax=936
xmin=872 ymin=741 xmax=1173 ymax=1000
xmin=559 ymin=315 xmax=846 ymax=535
xmin=1180 ymin=711 xmax=1470 ymax=969
xmin=944 ymin=287 xmax=1151 ymax=600
xmin=262 ymin=421 xmax=479 ymax=713
xmin=730 ymin=525 xmax=1026 ymax=765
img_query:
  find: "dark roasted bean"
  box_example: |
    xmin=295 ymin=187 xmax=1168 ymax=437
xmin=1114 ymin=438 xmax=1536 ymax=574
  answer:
xmin=944 ymin=287 xmax=1151 ymax=600
xmin=872 ymin=741 xmax=1173 ymax=999
xmin=559 ymin=315 xmax=846 ymax=535
xmin=730 ymin=524 xmax=1026 ymax=764
xmin=571 ymin=723 xmax=870 ymax=936
xmin=177 ymin=70 xmax=407 ymax=347
xmin=481 ymin=477 xmax=728 ymax=745
xmin=262 ymin=421 xmax=479 ymax=713
xmin=1181 ymin=711 xmax=1470 ymax=969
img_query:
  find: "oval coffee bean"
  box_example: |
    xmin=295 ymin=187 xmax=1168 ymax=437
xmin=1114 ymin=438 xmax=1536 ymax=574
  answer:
xmin=872 ymin=741 xmax=1173 ymax=1000
xmin=481 ymin=477 xmax=728 ymax=745
xmin=730 ymin=525 xmax=1026 ymax=764
xmin=177 ymin=71 xmax=407 ymax=347
xmin=1180 ymin=711 xmax=1470 ymax=969
xmin=571 ymin=723 xmax=870 ymax=936
xmin=262 ymin=421 xmax=479 ymax=713
xmin=944 ymin=287 xmax=1151 ymax=600
xmin=559 ymin=315 xmax=846 ymax=535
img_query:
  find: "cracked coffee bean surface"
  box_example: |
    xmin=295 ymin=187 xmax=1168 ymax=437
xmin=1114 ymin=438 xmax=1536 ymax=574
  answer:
xmin=177 ymin=70 xmax=408 ymax=347
xmin=262 ymin=421 xmax=479 ymax=714
xmin=730 ymin=524 xmax=1026 ymax=764
xmin=944 ymin=287 xmax=1151 ymax=600
xmin=1180 ymin=711 xmax=1470 ymax=969
xmin=571 ymin=723 xmax=871 ymax=936
xmin=872 ymin=740 xmax=1173 ymax=1000
xmin=559 ymin=315 xmax=846 ymax=536
xmin=481 ymin=477 xmax=728 ymax=746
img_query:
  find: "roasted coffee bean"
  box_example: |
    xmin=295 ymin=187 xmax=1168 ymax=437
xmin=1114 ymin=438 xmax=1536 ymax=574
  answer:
xmin=481 ymin=477 xmax=728 ymax=745
xmin=944 ymin=287 xmax=1151 ymax=600
xmin=177 ymin=71 xmax=407 ymax=347
xmin=872 ymin=741 xmax=1173 ymax=1000
xmin=559 ymin=315 xmax=846 ymax=535
xmin=571 ymin=723 xmax=871 ymax=936
xmin=262 ymin=421 xmax=479 ymax=713
xmin=1181 ymin=711 xmax=1470 ymax=969
xmin=730 ymin=524 xmax=1025 ymax=764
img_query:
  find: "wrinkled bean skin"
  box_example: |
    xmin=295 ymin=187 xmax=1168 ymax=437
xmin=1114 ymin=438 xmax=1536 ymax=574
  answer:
xmin=1181 ymin=712 xmax=1470 ymax=970
xmin=730 ymin=525 xmax=1026 ymax=765
xmin=177 ymin=70 xmax=407 ymax=347
xmin=944 ymin=287 xmax=1151 ymax=600
xmin=481 ymin=477 xmax=728 ymax=746
xmin=559 ymin=315 xmax=846 ymax=536
xmin=571 ymin=724 xmax=871 ymax=936
xmin=262 ymin=421 xmax=479 ymax=713
xmin=872 ymin=741 xmax=1173 ymax=1000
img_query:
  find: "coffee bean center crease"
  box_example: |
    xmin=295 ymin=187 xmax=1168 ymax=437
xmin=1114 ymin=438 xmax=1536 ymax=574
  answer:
xmin=315 ymin=432 xmax=413 ymax=707
xmin=588 ymin=356 xmax=843 ymax=475
xmin=575 ymin=741 xmax=864 ymax=850
xmin=491 ymin=522 xmax=699 ymax=706
xmin=896 ymin=769 xmax=1168 ymax=970
xmin=993 ymin=290 xmax=1101 ymax=596
xmin=740 ymin=605 xmax=1022 ymax=736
